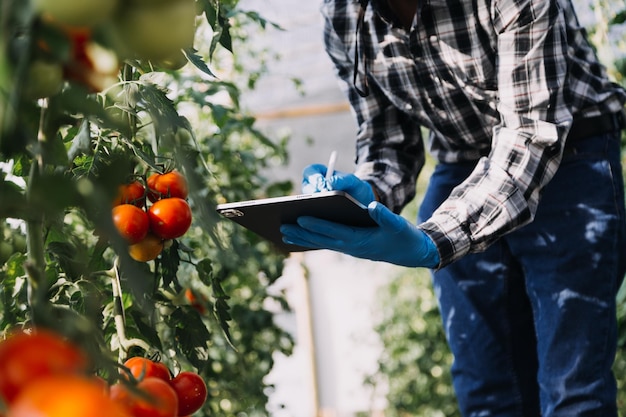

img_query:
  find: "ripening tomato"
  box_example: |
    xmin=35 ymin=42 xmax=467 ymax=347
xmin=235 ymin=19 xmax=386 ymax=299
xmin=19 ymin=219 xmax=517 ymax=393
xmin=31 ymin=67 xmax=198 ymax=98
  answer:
xmin=128 ymin=233 xmax=164 ymax=262
xmin=64 ymin=39 xmax=120 ymax=93
xmin=169 ymin=371 xmax=207 ymax=416
xmin=8 ymin=375 xmax=131 ymax=417
xmin=123 ymin=357 xmax=171 ymax=382
xmin=147 ymin=198 xmax=192 ymax=240
xmin=110 ymin=377 xmax=178 ymax=417
xmin=113 ymin=181 xmax=146 ymax=207
xmin=112 ymin=204 xmax=149 ymax=244
xmin=184 ymin=288 xmax=207 ymax=315
xmin=0 ymin=329 xmax=89 ymax=405
xmin=146 ymin=171 xmax=188 ymax=202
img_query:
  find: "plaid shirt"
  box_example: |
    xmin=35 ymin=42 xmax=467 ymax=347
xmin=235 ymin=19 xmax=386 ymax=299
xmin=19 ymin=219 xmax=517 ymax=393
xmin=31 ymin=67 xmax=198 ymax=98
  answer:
xmin=322 ymin=0 xmax=626 ymax=266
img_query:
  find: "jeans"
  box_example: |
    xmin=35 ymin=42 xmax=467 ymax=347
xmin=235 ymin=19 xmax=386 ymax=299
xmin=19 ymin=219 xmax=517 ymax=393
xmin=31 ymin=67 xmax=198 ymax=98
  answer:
xmin=418 ymin=131 xmax=626 ymax=417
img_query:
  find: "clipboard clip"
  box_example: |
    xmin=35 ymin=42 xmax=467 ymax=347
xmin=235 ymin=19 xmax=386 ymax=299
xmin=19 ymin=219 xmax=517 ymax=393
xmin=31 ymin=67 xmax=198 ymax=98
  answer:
xmin=219 ymin=208 xmax=244 ymax=218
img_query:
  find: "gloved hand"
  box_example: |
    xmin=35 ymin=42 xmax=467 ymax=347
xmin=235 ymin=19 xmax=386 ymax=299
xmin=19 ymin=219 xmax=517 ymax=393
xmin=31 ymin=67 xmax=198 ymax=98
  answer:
xmin=302 ymin=164 xmax=376 ymax=207
xmin=280 ymin=201 xmax=440 ymax=268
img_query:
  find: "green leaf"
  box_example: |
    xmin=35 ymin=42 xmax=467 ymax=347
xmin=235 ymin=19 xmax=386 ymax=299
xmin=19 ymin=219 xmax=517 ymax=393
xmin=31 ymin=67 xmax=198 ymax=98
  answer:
xmin=611 ymin=9 xmax=626 ymax=25
xmin=137 ymin=81 xmax=185 ymax=144
xmin=183 ymin=48 xmax=216 ymax=78
xmin=237 ymin=10 xmax=284 ymax=31
xmin=159 ymin=242 xmax=180 ymax=288
xmin=169 ymin=307 xmax=211 ymax=370
xmin=129 ymin=309 xmax=163 ymax=351
xmin=0 ymin=176 xmax=27 ymax=219
xmin=67 ymin=119 xmax=93 ymax=162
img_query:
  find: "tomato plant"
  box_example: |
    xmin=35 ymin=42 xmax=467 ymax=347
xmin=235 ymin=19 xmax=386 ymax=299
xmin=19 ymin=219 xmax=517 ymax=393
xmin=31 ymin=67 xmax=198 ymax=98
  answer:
xmin=147 ymin=198 xmax=192 ymax=240
xmin=110 ymin=377 xmax=178 ymax=417
xmin=147 ymin=171 xmax=188 ymax=202
xmin=112 ymin=204 xmax=150 ymax=244
xmin=169 ymin=371 xmax=208 ymax=416
xmin=0 ymin=1 xmax=295 ymax=416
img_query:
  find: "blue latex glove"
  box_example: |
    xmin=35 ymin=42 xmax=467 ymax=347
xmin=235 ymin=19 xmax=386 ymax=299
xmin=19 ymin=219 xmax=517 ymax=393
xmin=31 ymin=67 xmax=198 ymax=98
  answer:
xmin=280 ymin=201 xmax=440 ymax=268
xmin=302 ymin=164 xmax=376 ymax=207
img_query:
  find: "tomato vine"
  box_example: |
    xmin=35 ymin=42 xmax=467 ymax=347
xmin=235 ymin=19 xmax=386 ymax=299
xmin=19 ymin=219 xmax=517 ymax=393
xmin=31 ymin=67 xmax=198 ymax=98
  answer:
xmin=1 ymin=0 xmax=294 ymax=415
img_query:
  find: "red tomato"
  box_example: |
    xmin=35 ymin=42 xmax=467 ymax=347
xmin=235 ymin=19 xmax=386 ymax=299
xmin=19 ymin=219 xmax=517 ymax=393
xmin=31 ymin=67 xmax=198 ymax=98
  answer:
xmin=0 ymin=329 xmax=89 ymax=405
xmin=169 ymin=371 xmax=207 ymax=416
xmin=113 ymin=181 xmax=146 ymax=207
xmin=112 ymin=204 xmax=150 ymax=244
xmin=8 ymin=375 xmax=131 ymax=417
xmin=123 ymin=357 xmax=171 ymax=382
xmin=147 ymin=197 xmax=192 ymax=240
xmin=110 ymin=377 xmax=178 ymax=417
xmin=146 ymin=171 xmax=188 ymax=202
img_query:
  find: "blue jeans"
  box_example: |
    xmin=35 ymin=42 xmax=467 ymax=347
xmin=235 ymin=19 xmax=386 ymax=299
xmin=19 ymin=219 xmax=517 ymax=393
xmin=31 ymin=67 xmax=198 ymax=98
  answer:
xmin=418 ymin=131 xmax=626 ymax=417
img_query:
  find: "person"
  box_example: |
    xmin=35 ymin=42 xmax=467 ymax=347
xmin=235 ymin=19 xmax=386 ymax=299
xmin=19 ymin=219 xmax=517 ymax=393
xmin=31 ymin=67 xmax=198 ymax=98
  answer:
xmin=280 ymin=0 xmax=626 ymax=415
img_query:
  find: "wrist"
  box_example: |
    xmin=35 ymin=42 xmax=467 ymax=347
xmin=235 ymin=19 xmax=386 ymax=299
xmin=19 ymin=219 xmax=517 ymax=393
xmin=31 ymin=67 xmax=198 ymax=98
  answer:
xmin=366 ymin=181 xmax=380 ymax=202
xmin=420 ymin=230 xmax=440 ymax=268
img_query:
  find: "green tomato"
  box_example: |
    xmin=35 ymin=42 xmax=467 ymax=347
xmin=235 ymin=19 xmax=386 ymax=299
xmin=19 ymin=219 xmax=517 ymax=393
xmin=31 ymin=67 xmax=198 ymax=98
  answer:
xmin=32 ymin=0 xmax=119 ymax=28
xmin=0 ymin=241 xmax=13 ymax=265
xmin=12 ymin=234 xmax=27 ymax=253
xmin=113 ymin=0 xmax=196 ymax=61
xmin=153 ymin=50 xmax=188 ymax=71
xmin=22 ymin=60 xmax=64 ymax=100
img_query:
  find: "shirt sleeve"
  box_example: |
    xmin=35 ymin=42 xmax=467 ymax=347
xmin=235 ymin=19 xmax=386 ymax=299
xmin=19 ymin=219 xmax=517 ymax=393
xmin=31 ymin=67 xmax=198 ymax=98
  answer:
xmin=322 ymin=2 xmax=426 ymax=214
xmin=419 ymin=0 xmax=572 ymax=267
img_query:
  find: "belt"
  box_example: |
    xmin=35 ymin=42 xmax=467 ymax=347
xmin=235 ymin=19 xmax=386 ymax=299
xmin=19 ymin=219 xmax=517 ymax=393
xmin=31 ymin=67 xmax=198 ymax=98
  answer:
xmin=566 ymin=110 xmax=625 ymax=143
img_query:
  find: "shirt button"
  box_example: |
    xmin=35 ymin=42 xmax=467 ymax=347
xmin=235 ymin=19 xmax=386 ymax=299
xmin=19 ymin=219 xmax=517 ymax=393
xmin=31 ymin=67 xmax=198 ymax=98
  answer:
xmin=429 ymin=35 xmax=438 ymax=45
xmin=404 ymin=103 xmax=413 ymax=111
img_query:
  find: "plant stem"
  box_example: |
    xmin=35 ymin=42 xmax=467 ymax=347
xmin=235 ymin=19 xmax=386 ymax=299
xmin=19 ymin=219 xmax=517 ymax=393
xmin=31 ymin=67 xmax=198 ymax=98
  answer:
xmin=111 ymin=257 xmax=151 ymax=362
xmin=25 ymin=103 xmax=48 ymax=312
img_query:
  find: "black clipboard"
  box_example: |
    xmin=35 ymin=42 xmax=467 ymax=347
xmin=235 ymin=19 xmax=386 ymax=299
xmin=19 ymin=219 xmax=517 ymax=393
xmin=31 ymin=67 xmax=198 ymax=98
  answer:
xmin=216 ymin=190 xmax=377 ymax=252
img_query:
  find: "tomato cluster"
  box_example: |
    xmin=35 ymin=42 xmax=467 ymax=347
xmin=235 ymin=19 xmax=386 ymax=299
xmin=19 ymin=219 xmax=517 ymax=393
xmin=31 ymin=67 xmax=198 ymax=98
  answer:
xmin=112 ymin=170 xmax=192 ymax=262
xmin=115 ymin=356 xmax=208 ymax=417
xmin=24 ymin=0 xmax=198 ymax=97
xmin=0 ymin=329 xmax=208 ymax=417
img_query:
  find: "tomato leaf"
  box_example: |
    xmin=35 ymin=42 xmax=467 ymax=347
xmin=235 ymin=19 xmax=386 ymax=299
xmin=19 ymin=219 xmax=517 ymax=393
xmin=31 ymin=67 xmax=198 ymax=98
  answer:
xmin=129 ymin=309 xmax=163 ymax=351
xmin=0 ymin=176 xmax=27 ymax=219
xmin=67 ymin=120 xmax=93 ymax=162
xmin=137 ymin=82 xmax=185 ymax=144
xmin=169 ymin=307 xmax=211 ymax=370
xmin=197 ymin=259 xmax=234 ymax=348
xmin=159 ymin=242 xmax=180 ymax=288
xmin=183 ymin=48 xmax=215 ymax=78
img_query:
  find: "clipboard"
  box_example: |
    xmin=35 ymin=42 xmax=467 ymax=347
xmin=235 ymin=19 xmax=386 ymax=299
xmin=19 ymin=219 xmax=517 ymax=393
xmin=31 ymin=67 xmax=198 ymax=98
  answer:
xmin=216 ymin=190 xmax=377 ymax=253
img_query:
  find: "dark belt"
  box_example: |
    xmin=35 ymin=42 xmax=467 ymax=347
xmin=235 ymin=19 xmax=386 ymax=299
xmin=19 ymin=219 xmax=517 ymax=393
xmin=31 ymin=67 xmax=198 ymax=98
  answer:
xmin=566 ymin=110 xmax=625 ymax=143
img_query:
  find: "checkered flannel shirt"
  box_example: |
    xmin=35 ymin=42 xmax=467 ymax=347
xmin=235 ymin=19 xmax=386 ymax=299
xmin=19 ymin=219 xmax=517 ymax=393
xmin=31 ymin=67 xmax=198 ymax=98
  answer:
xmin=322 ymin=0 xmax=626 ymax=267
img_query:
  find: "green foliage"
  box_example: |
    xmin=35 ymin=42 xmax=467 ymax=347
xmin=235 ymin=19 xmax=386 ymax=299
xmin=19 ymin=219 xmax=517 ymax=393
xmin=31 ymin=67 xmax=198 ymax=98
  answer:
xmin=367 ymin=268 xmax=458 ymax=417
xmin=0 ymin=0 xmax=294 ymax=416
